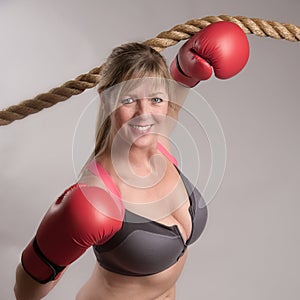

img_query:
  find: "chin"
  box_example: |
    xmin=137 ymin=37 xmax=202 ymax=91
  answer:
xmin=131 ymin=134 xmax=157 ymax=149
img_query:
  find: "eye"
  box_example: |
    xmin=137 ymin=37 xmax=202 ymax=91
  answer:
xmin=121 ymin=97 xmax=135 ymax=105
xmin=151 ymin=97 xmax=163 ymax=104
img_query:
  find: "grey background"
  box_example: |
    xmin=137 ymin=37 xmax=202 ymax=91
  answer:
xmin=0 ymin=0 xmax=299 ymax=299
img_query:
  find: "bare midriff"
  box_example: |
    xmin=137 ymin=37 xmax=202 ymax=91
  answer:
xmin=76 ymin=251 xmax=187 ymax=300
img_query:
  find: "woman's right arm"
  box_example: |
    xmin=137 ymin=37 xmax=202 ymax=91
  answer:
xmin=14 ymin=263 xmax=61 ymax=300
xmin=14 ymin=184 xmax=124 ymax=299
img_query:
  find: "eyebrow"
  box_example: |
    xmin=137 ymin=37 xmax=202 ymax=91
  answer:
xmin=145 ymin=92 xmax=167 ymax=97
xmin=121 ymin=91 xmax=167 ymax=100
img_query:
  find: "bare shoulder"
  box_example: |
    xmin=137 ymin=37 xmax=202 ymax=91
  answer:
xmin=77 ymin=169 xmax=106 ymax=190
xmin=157 ymin=136 xmax=172 ymax=152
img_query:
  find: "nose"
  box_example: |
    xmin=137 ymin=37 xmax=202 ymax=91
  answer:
xmin=135 ymin=98 xmax=151 ymax=116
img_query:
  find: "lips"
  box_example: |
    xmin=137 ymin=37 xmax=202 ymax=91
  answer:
xmin=129 ymin=124 xmax=153 ymax=133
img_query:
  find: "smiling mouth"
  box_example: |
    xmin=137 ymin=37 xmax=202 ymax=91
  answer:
xmin=129 ymin=124 xmax=153 ymax=133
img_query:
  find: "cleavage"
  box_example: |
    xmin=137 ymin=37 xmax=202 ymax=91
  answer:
xmin=120 ymin=175 xmax=193 ymax=244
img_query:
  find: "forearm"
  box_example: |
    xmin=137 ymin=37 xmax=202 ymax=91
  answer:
xmin=15 ymin=184 xmax=123 ymax=299
xmin=14 ymin=263 xmax=58 ymax=300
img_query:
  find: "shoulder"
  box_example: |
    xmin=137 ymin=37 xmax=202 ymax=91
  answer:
xmin=157 ymin=135 xmax=171 ymax=152
xmin=157 ymin=138 xmax=178 ymax=167
xmin=55 ymin=183 xmax=124 ymax=224
xmin=77 ymin=166 xmax=107 ymax=190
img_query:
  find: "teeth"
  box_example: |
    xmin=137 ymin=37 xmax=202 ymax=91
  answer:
xmin=130 ymin=124 xmax=152 ymax=131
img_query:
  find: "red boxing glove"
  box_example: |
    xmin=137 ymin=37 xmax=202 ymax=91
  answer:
xmin=21 ymin=184 xmax=124 ymax=283
xmin=170 ymin=21 xmax=250 ymax=87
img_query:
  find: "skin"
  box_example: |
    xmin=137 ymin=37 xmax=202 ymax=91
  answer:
xmin=14 ymin=83 xmax=191 ymax=300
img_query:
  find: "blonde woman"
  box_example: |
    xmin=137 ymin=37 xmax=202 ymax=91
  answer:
xmin=14 ymin=22 xmax=249 ymax=300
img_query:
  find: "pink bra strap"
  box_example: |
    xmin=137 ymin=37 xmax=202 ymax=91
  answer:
xmin=87 ymin=160 xmax=121 ymax=199
xmin=157 ymin=142 xmax=178 ymax=167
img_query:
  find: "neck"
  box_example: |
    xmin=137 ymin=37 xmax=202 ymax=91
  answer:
xmin=106 ymin=134 xmax=161 ymax=177
xmin=129 ymin=143 xmax=158 ymax=169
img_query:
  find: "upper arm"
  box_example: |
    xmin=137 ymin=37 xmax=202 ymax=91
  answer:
xmin=168 ymin=84 xmax=189 ymax=120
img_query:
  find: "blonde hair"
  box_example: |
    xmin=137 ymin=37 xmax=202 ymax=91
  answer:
xmin=82 ymin=42 xmax=172 ymax=172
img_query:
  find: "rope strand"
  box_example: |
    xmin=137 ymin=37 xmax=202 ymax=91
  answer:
xmin=1 ymin=15 xmax=299 ymax=126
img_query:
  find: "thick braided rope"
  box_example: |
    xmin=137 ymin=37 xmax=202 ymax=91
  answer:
xmin=1 ymin=15 xmax=299 ymax=126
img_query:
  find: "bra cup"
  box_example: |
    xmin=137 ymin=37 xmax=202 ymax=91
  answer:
xmin=94 ymin=229 xmax=184 ymax=276
xmin=187 ymin=187 xmax=208 ymax=245
xmin=175 ymin=167 xmax=208 ymax=245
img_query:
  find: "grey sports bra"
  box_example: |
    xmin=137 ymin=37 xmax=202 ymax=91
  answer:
xmin=89 ymin=143 xmax=208 ymax=276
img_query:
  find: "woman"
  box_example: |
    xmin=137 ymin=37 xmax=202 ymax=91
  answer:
xmin=14 ymin=42 xmax=208 ymax=300
xmin=14 ymin=21 xmax=250 ymax=299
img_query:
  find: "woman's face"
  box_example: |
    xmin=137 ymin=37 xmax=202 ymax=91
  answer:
xmin=110 ymin=79 xmax=169 ymax=149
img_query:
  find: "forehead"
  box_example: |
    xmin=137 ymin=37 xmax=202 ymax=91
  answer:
xmin=119 ymin=77 xmax=169 ymax=97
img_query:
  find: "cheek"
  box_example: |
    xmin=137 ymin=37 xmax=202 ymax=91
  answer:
xmin=112 ymin=107 xmax=133 ymax=129
xmin=153 ymin=104 xmax=169 ymax=124
xmin=157 ymin=102 xmax=169 ymax=117
xmin=163 ymin=102 xmax=169 ymax=114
